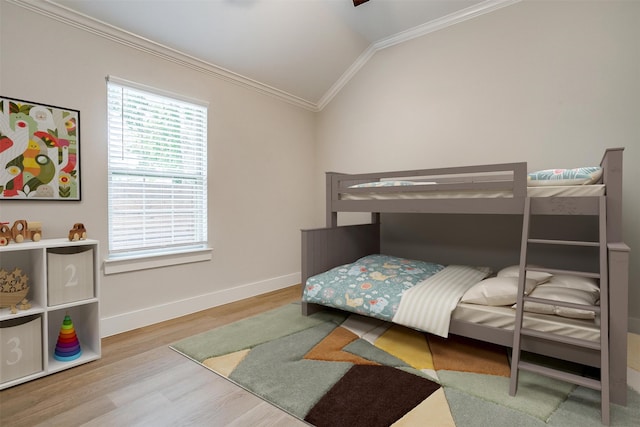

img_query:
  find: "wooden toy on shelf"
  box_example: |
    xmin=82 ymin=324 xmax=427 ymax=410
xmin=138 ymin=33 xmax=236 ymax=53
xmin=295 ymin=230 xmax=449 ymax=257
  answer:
xmin=11 ymin=220 xmax=42 ymax=243
xmin=68 ymin=223 xmax=87 ymax=241
xmin=0 ymin=222 xmax=11 ymax=246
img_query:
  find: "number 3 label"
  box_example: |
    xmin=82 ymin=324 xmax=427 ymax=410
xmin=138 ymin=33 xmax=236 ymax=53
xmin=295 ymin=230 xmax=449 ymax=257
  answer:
xmin=5 ymin=336 xmax=23 ymax=365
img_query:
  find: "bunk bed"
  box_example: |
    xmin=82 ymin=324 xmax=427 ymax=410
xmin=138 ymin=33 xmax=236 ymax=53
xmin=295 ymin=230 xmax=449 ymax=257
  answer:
xmin=300 ymin=147 xmax=629 ymax=424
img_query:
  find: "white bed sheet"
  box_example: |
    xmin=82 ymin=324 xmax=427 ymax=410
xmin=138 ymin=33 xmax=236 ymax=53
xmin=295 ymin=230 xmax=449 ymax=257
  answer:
xmin=341 ymin=184 xmax=605 ymax=200
xmin=452 ymin=302 xmax=600 ymax=342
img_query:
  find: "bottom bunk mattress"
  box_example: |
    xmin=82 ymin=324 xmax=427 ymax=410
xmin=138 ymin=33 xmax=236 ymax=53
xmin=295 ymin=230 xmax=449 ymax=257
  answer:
xmin=302 ymin=254 xmax=600 ymax=342
xmin=452 ymin=303 xmax=599 ymax=343
xmin=302 ymin=254 xmax=491 ymax=337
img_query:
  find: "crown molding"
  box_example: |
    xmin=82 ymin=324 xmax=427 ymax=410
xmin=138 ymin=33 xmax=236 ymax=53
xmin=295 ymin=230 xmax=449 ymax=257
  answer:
xmin=316 ymin=44 xmax=377 ymax=110
xmin=7 ymin=0 xmax=319 ymax=111
xmin=9 ymin=0 xmax=519 ymax=113
xmin=317 ymin=0 xmax=520 ymax=110
xmin=374 ymin=0 xmax=521 ymax=51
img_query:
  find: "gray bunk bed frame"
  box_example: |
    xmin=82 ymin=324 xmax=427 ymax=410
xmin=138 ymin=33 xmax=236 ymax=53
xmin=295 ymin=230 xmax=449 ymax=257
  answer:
xmin=301 ymin=147 xmax=629 ymax=406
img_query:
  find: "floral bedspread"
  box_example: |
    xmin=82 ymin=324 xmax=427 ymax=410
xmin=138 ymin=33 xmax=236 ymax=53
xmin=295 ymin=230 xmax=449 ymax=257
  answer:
xmin=302 ymin=254 xmax=444 ymax=321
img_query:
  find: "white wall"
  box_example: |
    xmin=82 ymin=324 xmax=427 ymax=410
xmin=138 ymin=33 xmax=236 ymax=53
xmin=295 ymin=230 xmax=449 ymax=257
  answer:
xmin=0 ymin=1 xmax=317 ymax=335
xmin=317 ymin=0 xmax=640 ymax=331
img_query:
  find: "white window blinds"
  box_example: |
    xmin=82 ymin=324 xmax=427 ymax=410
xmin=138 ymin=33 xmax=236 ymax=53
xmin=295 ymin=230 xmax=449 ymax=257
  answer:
xmin=107 ymin=77 xmax=208 ymax=257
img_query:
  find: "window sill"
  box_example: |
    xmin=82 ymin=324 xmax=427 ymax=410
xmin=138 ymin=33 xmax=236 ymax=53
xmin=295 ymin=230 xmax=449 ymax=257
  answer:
xmin=104 ymin=247 xmax=213 ymax=275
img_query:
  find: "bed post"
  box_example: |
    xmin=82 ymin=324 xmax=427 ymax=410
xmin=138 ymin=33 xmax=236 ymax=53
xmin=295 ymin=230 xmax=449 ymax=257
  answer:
xmin=601 ymin=147 xmax=624 ymax=242
xmin=608 ymin=242 xmax=630 ymax=405
xmin=327 ymin=172 xmax=339 ymax=227
xmin=600 ymin=147 xmax=628 ymax=405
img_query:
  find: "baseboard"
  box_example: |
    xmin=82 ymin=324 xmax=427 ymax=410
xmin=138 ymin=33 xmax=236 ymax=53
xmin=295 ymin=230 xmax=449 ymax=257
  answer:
xmin=100 ymin=272 xmax=301 ymax=337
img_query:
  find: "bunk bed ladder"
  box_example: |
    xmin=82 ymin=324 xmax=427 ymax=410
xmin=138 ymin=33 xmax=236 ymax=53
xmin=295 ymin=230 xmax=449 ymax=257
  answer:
xmin=509 ymin=196 xmax=610 ymax=425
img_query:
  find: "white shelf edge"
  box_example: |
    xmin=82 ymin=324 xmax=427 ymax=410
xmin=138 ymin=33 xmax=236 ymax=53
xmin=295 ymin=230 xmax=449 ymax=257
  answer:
xmin=0 ymin=238 xmax=99 ymax=252
xmin=46 ymin=298 xmax=99 ymax=312
xmin=0 ymin=370 xmax=46 ymax=391
xmin=0 ymin=304 xmax=45 ymax=322
xmin=47 ymin=351 xmax=100 ymax=374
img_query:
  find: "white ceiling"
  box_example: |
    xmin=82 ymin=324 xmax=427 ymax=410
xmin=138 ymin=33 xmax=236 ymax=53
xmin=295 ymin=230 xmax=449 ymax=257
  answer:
xmin=33 ymin=0 xmax=517 ymax=109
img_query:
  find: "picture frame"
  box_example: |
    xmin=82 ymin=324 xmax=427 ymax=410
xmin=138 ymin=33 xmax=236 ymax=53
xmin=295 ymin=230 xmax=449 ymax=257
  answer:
xmin=0 ymin=96 xmax=81 ymax=200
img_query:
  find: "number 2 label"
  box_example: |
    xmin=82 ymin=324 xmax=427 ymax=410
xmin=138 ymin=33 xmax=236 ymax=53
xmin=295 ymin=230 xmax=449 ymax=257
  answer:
xmin=64 ymin=263 xmax=78 ymax=288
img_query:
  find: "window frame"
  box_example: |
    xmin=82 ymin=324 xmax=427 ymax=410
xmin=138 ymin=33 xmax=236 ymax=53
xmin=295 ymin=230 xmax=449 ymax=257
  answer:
xmin=104 ymin=76 xmax=211 ymax=274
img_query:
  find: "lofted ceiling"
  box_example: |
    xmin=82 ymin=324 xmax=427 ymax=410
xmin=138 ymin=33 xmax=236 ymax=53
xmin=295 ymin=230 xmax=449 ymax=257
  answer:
xmin=21 ymin=0 xmax=518 ymax=110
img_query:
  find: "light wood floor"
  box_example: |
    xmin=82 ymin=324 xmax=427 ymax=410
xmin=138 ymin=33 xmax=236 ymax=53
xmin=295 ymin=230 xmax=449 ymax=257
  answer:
xmin=0 ymin=285 xmax=308 ymax=427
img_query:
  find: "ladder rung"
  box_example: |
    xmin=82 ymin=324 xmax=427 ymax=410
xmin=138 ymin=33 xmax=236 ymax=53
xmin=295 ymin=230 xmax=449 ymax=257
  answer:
xmin=520 ymin=327 xmax=601 ymax=350
xmin=518 ymin=361 xmax=602 ymax=390
xmin=523 ymin=296 xmax=601 ymax=313
xmin=526 ymin=266 xmax=600 ymax=279
xmin=528 ymin=238 xmax=600 ymax=247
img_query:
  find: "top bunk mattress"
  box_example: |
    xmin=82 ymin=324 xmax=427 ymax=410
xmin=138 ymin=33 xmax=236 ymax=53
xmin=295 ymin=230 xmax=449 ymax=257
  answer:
xmin=336 ymin=165 xmax=605 ymax=202
xmin=340 ymin=183 xmax=605 ymax=200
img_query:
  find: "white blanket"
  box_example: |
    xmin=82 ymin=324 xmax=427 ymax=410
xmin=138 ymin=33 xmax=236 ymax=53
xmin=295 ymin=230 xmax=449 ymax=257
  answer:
xmin=392 ymin=265 xmax=490 ymax=338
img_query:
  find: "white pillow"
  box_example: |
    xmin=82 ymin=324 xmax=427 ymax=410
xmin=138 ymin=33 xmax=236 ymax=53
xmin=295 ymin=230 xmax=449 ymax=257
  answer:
xmin=545 ymin=274 xmax=599 ymax=293
xmin=497 ymin=265 xmax=552 ymax=284
xmin=461 ymin=276 xmax=538 ymax=306
xmin=518 ymin=284 xmax=599 ymax=319
xmin=527 ymin=166 xmax=603 ymax=187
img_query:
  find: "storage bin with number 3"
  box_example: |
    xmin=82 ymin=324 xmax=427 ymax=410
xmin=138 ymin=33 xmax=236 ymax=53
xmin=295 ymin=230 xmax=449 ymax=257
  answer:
xmin=0 ymin=315 xmax=43 ymax=383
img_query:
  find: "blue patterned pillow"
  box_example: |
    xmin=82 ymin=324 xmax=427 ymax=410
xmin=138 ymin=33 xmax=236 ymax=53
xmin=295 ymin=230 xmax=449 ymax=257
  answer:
xmin=527 ymin=166 xmax=602 ymax=186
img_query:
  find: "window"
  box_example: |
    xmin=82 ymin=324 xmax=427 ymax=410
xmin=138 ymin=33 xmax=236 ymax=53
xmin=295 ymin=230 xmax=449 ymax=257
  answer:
xmin=106 ymin=76 xmax=209 ymax=271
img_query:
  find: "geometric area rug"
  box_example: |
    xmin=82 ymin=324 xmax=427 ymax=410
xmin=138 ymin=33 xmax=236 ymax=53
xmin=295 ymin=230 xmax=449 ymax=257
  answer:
xmin=170 ymin=303 xmax=640 ymax=427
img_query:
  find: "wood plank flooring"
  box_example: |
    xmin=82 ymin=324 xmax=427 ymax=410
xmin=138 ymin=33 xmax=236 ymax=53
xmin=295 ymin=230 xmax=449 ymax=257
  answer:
xmin=0 ymin=285 xmax=308 ymax=427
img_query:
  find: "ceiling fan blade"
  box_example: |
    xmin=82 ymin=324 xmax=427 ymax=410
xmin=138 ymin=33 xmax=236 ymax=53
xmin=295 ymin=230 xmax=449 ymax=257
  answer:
xmin=353 ymin=0 xmax=369 ymax=6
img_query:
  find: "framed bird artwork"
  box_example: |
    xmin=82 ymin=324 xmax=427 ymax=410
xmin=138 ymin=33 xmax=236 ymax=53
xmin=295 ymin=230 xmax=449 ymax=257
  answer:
xmin=0 ymin=96 xmax=81 ymax=200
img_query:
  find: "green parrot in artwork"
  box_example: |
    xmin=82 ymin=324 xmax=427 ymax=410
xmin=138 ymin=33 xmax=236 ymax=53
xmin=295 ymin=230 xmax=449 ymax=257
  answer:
xmin=22 ymin=154 xmax=55 ymax=193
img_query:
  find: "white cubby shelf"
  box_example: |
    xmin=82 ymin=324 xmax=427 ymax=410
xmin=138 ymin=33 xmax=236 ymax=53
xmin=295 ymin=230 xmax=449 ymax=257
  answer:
xmin=1 ymin=238 xmax=100 ymax=390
